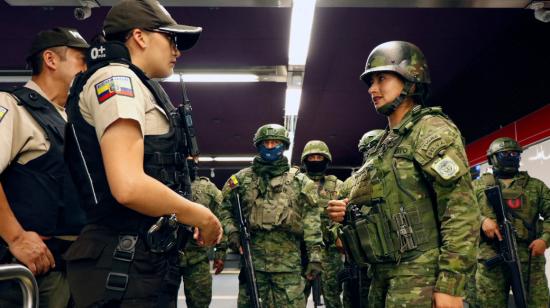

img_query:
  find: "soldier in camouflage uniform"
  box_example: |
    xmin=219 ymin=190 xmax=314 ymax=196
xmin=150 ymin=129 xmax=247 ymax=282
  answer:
xmin=300 ymin=140 xmax=344 ymax=307
xmin=179 ymin=157 xmax=226 ymax=308
xmin=338 ymin=130 xmax=383 ymax=308
xmin=474 ymin=137 xmax=550 ymax=308
xmin=218 ymin=124 xmax=324 ymax=308
xmin=340 ymin=130 xmax=385 ymax=199
xmin=327 ymin=41 xmax=480 ymax=307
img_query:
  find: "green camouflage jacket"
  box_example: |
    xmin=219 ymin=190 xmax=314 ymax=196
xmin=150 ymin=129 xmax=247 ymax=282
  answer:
xmin=306 ymin=173 xmax=343 ymax=244
xmin=348 ymin=106 xmax=480 ymax=296
xmin=218 ymin=166 xmax=323 ymax=273
xmin=180 ymin=176 xmax=226 ymax=266
xmin=474 ymin=171 xmax=550 ymax=262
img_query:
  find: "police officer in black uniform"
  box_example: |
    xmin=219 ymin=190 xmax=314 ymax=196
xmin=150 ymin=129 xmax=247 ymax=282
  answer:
xmin=62 ymin=1 xmax=222 ymax=307
xmin=0 ymin=27 xmax=89 ymax=307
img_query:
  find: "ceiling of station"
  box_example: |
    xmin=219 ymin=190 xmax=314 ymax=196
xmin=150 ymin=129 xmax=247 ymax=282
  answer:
xmin=1 ymin=1 xmax=548 ymax=186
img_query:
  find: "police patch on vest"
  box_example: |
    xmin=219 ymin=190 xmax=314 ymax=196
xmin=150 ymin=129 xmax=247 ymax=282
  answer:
xmin=95 ymin=76 xmax=134 ymax=104
xmin=0 ymin=106 xmax=7 ymax=123
xmin=431 ymin=156 xmax=459 ymax=180
xmin=506 ymin=198 xmax=522 ymax=209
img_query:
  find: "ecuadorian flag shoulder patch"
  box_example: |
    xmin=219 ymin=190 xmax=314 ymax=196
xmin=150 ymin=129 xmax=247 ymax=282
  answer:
xmin=227 ymin=175 xmax=239 ymax=189
xmin=0 ymin=106 xmax=8 ymax=123
xmin=95 ymin=76 xmax=134 ymax=104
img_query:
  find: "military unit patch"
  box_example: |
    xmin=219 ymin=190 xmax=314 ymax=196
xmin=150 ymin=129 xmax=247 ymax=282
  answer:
xmin=431 ymin=156 xmax=459 ymax=180
xmin=0 ymin=106 xmax=8 ymax=123
xmin=95 ymin=76 xmax=134 ymax=104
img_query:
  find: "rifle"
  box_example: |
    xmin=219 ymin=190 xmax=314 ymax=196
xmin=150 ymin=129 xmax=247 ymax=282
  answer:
xmin=338 ymin=259 xmax=361 ymax=307
xmin=483 ymin=185 xmax=527 ymax=308
xmin=312 ymin=274 xmax=322 ymax=307
xmin=178 ymin=73 xmax=199 ymax=158
xmin=234 ymin=194 xmax=262 ymax=308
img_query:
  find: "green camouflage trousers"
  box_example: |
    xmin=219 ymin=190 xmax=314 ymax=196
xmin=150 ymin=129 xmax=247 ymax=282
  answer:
xmin=238 ymin=270 xmax=305 ymax=308
xmin=368 ymin=248 xmax=438 ymax=308
xmin=180 ymin=258 xmax=212 ymax=308
xmin=0 ymin=271 xmax=70 ymax=308
xmin=322 ymin=245 xmax=344 ymax=308
xmin=475 ymin=256 xmax=549 ymax=308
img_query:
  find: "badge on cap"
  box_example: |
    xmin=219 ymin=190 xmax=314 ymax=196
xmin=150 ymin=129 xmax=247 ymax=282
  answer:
xmin=0 ymin=106 xmax=8 ymax=123
xmin=95 ymin=76 xmax=134 ymax=104
xmin=431 ymin=155 xmax=460 ymax=180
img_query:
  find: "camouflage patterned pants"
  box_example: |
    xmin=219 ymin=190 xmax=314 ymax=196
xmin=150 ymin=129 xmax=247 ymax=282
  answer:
xmin=180 ymin=258 xmax=212 ymax=308
xmin=475 ymin=257 xmax=549 ymax=308
xmin=368 ymin=249 xmax=438 ymax=308
xmin=238 ymin=270 xmax=305 ymax=308
xmin=322 ymin=245 xmax=344 ymax=308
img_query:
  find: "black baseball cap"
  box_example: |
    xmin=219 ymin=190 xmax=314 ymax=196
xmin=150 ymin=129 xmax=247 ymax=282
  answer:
xmin=103 ymin=0 xmax=202 ymax=51
xmin=27 ymin=27 xmax=89 ymax=61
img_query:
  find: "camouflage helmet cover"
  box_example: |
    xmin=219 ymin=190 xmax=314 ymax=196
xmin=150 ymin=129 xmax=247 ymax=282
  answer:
xmin=253 ymin=123 xmax=290 ymax=148
xmin=487 ymin=137 xmax=523 ymax=158
xmin=360 ymin=41 xmax=431 ymax=85
xmin=358 ymin=129 xmax=385 ymax=153
xmin=301 ymin=140 xmax=332 ymax=163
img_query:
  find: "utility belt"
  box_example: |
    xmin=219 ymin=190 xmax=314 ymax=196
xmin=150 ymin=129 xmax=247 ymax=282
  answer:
xmin=341 ymin=200 xmax=439 ymax=265
xmin=75 ymin=217 xmax=191 ymax=307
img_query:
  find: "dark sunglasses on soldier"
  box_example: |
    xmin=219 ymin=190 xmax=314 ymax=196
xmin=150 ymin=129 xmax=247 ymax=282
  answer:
xmin=146 ymin=29 xmax=178 ymax=49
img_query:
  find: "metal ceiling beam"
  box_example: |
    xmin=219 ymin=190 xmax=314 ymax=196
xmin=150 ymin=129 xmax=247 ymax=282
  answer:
xmin=4 ymin=0 xmax=533 ymax=8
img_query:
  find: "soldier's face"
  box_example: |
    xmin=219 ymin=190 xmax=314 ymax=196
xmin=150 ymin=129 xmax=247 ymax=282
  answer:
xmin=145 ymin=30 xmax=181 ymax=78
xmin=367 ymin=72 xmax=404 ymax=111
xmin=306 ymin=154 xmax=325 ymax=162
xmin=263 ymin=139 xmax=282 ymax=149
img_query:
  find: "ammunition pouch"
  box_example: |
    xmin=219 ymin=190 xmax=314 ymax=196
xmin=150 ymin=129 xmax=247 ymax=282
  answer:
xmin=346 ymin=200 xmax=439 ymax=264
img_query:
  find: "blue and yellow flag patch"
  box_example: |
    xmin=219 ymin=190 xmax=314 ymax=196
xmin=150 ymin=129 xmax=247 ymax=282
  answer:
xmin=0 ymin=106 xmax=8 ymax=123
xmin=95 ymin=76 xmax=134 ymax=104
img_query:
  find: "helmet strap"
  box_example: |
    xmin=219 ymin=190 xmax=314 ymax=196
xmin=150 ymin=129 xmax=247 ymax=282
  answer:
xmin=376 ymin=81 xmax=414 ymax=116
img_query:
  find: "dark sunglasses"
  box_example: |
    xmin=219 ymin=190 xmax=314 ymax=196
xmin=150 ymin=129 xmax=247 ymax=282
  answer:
xmin=147 ymin=29 xmax=178 ymax=49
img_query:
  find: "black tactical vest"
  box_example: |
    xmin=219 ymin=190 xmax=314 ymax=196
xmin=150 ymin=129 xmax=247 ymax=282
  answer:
xmin=64 ymin=42 xmax=191 ymax=232
xmin=0 ymin=87 xmax=85 ymax=236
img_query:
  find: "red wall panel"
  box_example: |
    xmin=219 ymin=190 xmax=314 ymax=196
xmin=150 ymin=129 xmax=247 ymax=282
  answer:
xmin=466 ymin=104 xmax=550 ymax=166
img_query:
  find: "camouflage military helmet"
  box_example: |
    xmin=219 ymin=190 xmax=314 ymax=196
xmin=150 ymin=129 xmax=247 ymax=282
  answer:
xmin=487 ymin=137 xmax=523 ymax=157
xmin=253 ymin=123 xmax=290 ymax=148
xmin=360 ymin=41 xmax=431 ymax=85
xmin=301 ymin=140 xmax=332 ymax=163
xmin=358 ymin=129 xmax=384 ymax=153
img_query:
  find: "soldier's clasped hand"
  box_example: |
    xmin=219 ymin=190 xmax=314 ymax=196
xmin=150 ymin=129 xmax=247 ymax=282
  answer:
xmin=327 ymin=198 xmax=349 ymax=223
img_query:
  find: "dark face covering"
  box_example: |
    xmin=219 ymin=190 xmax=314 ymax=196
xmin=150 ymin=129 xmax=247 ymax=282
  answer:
xmin=258 ymin=143 xmax=285 ymax=162
xmin=304 ymin=160 xmax=329 ymax=175
xmin=492 ymin=151 xmax=521 ymax=179
xmin=187 ymin=159 xmax=198 ymax=181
